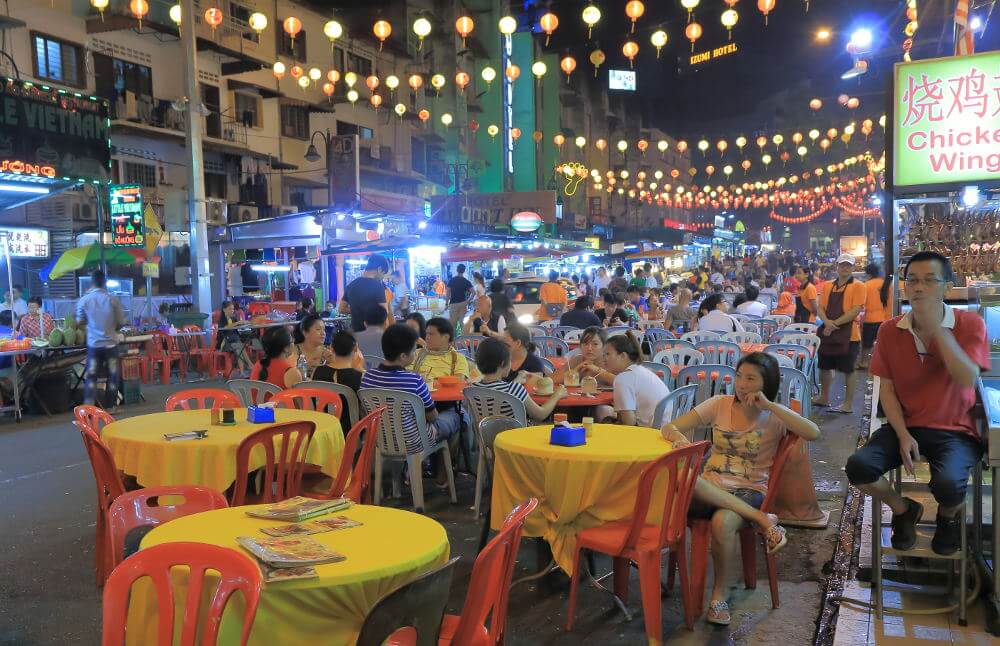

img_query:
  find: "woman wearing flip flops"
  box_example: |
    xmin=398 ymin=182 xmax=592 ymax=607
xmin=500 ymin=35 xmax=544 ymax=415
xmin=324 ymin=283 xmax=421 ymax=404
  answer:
xmin=661 ymin=352 xmax=821 ymax=625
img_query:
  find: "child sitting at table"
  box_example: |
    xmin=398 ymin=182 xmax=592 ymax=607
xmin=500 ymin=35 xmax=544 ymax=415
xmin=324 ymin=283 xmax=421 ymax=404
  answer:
xmin=312 ymin=330 xmax=363 ymax=430
xmin=410 ymin=317 xmax=476 ymax=382
xmin=474 ymin=338 xmax=565 ymax=422
xmin=660 ymin=352 xmax=820 ymax=626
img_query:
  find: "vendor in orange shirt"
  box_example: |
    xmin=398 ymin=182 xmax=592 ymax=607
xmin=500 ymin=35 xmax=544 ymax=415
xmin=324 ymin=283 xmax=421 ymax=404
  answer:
xmin=537 ymin=270 xmax=568 ymax=322
xmin=793 ymin=265 xmax=819 ymax=323
xmin=858 ymin=262 xmax=893 ymax=371
xmin=772 ymin=290 xmax=796 ymax=316
xmin=814 ymin=254 xmax=866 ymax=413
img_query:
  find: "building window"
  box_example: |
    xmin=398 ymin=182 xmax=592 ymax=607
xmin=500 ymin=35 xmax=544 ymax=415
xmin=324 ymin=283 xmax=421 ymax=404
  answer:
xmin=336 ymin=121 xmax=373 ymax=140
xmin=280 ymin=104 xmax=309 ymax=139
xmin=346 ymin=52 xmax=372 ymax=77
xmin=121 ymin=161 xmax=157 ymax=188
xmin=277 ymin=27 xmax=306 ymax=60
xmin=234 ymin=93 xmax=261 ymax=128
xmin=204 ymin=172 xmax=227 ymax=199
xmin=229 ymin=2 xmax=259 ymax=43
xmin=32 ymin=32 xmax=84 ymax=87
xmin=332 ymin=47 xmax=345 ymax=72
xmin=411 ymin=136 xmax=426 ymax=175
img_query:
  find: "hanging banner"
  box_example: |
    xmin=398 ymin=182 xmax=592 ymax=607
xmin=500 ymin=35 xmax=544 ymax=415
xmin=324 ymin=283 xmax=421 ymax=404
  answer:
xmin=109 ymin=184 xmax=145 ymax=247
xmin=893 ymin=51 xmax=1000 ymax=191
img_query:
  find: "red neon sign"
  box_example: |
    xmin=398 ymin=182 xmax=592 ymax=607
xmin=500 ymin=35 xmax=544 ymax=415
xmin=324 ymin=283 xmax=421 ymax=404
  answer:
xmin=0 ymin=159 xmax=56 ymax=178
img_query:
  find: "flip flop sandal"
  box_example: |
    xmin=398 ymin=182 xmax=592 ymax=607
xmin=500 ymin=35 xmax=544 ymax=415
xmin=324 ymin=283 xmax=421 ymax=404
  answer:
xmin=765 ymin=524 xmax=788 ymax=554
xmin=706 ymin=600 xmax=731 ymax=626
xmin=830 ymin=407 xmax=853 ymax=415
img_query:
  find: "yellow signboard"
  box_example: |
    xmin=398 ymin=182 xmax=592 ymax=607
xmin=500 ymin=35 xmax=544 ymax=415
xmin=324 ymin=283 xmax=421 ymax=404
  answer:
xmin=584 ymin=236 xmax=601 ymax=250
xmin=142 ymin=262 xmax=159 ymax=278
xmin=143 ymin=203 xmax=163 ymax=257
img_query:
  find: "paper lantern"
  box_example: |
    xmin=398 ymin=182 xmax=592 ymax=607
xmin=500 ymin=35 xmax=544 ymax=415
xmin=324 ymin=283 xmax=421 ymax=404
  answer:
xmin=365 ymin=75 xmax=379 ymax=91
xmin=511 ymin=127 xmax=521 ymax=141
xmin=637 ymin=139 xmax=649 ymax=154
xmin=757 ymin=0 xmax=776 ymax=25
xmin=723 ymin=165 xmax=733 ymax=176
xmin=792 ymin=132 xmax=803 ymax=145
xmin=531 ymin=61 xmax=548 ymax=79
xmin=272 ymin=61 xmax=286 ymax=79
xmin=625 ymin=1 xmax=645 ymax=32
xmin=290 ymin=65 xmax=304 ymax=79
xmin=430 ymin=74 xmax=446 ymax=95
xmin=706 ymin=165 xmax=715 ymax=176
xmin=617 ymin=140 xmax=628 ymax=154
xmin=413 ymin=17 xmax=431 ymax=50
xmin=808 ymin=128 xmax=820 ymax=141
xmin=346 ymin=89 xmax=359 ymax=105
xmin=204 ymin=7 xmax=223 ymax=32
xmin=575 ymin=136 xmax=586 ymax=149
xmin=827 ymin=127 xmax=838 ymax=138
xmin=721 ymin=9 xmax=738 ymax=38
xmin=539 ymin=12 xmax=558 ymax=46
xmin=324 ymin=20 xmax=343 ymax=42
xmin=169 ymin=4 xmax=182 ymax=26
xmin=129 ymin=0 xmax=148 ymax=28
xmin=595 ymin=138 xmax=607 ymax=151
xmin=327 ymin=70 xmax=340 ymax=84
xmin=385 ymin=75 xmax=398 ymax=91
xmin=685 ymin=22 xmax=703 ymax=51
xmin=481 ymin=66 xmax=497 ymax=88
xmin=650 ymin=30 xmax=668 ymax=58
xmin=394 ymin=103 xmax=406 ymax=118
xmin=344 ymin=72 xmax=358 ymax=88
xmin=772 ymin=134 xmax=784 ymax=147
xmin=681 ymin=0 xmax=700 ymax=22
xmin=456 ymin=16 xmax=474 ymax=47
xmin=797 ymin=146 xmax=808 ymax=157
xmin=847 ymin=97 xmax=860 ymax=109
xmin=582 ymin=4 xmax=601 ymax=39
xmin=697 ymin=139 xmax=710 ymax=155
xmin=837 ymin=93 xmax=849 ymax=105
xmin=408 ymin=74 xmax=423 ymax=91
xmin=820 ymin=138 xmax=830 ymax=151
xmin=498 ymin=15 xmax=517 ymax=36
xmin=373 ymin=20 xmax=391 ymax=50
xmin=741 ymin=160 xmax=752 ymax=174
xmin=762 ymin=153 xmax=772 ymax=165
xmin=622 ymin=41 xmax=639 ymax=67
xmin=455 ymin=71 xmax=471 ymax=92
xmin=844 ymin=123 xmax=856 ymax=135
xmin=505 ymin=64 xmax=520 ymax=82
xmin=418 ymin=109 xmax=431 ymax=123
xmin=560 ymin=56 xmax=577 ymax=81
xmin=756 ymin=135 xmax=767 ymax=150
xmin=283 ymin=16 xmax=302 ymax=40
xmin=657 ymin=140 xmax=669 ymax=153
xmin=553 ymin=134 xmax=566 ymax=148
xmin=309 ymin=67 xmax=321 ymax=81
xmin=440 ymin=113 xmax=453 ymax=127
xmin=297 ymin=76 xmax=310 ymax=90
xmin=468 ymin=119 xmax=479 ymax=132
xmin=589 ymin=49 xmax=606 ymax=76
xmin=487 ymin=124 xmax=499 ymax=139
xmin=735 ymin=135 xmax=747 ymax=150
xmin=671 ymin=169 xmax=680 ymax=178
xmin=717 ymin=139 xmax=728 ymax=154
xmin=92 ymin=0 xmax=109 ymax=20
xmin=322 ymin=83 xmax=335 ymax=100
xmin=370 ymin=94 xmax=382 ymax=110
xmin=249 ymin=12 xmax=268 ymax=33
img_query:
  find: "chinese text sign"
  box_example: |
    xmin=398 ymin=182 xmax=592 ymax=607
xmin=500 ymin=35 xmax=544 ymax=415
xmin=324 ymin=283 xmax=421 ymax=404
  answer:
xmin=893 ymin=51 xmax=1000 ymax=190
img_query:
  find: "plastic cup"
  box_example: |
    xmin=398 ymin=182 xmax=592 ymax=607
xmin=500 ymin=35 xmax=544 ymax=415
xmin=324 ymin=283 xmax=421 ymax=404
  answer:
xmin=582 ymin=417 xmax=594 ymax=437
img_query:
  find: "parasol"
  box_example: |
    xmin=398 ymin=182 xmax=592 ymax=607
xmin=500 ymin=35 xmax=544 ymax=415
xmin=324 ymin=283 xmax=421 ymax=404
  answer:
xmin=39 ymin=244 xmax=143 ymax=282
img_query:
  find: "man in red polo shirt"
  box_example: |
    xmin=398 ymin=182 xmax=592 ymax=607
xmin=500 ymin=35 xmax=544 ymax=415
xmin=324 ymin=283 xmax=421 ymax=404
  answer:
xmin=845 ymin=252 xmax=988 ymax=555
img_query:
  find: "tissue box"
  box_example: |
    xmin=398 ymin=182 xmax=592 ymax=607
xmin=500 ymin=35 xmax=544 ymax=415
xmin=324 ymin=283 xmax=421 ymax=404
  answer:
xmin=549 ymin=425 xmax=586 ymax=447
xmin=246 ymin=406 xmax=275 ymax=424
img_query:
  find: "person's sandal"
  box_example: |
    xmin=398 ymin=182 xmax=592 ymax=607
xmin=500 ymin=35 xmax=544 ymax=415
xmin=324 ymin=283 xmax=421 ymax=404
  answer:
xmin=764 ymin=524 xmax=787 ymax=554
xmin=706 ymin=600 xmax=731 ymax=625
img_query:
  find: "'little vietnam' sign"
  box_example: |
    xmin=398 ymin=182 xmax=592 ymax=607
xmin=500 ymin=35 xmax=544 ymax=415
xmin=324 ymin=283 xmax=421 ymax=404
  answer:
xmin=109 ymin=184 xmax=145 ymax=247
xmin=893 ymin=50 xmax=1000 ymax=191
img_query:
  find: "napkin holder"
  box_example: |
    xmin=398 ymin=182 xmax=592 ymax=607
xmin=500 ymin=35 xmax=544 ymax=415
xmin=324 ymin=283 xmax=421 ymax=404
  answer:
xmin=247 ymin=406 xmax=275 ymax=424
xmin=549 ymin=425 xmax=586 ymax=447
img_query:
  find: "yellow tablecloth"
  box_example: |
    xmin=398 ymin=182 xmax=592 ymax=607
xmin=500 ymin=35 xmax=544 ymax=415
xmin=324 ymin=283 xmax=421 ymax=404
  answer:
xmin=491 ymin=424 xmax=673 ymax=574
xmin=103 ymin=409 xmax=344 ymax=491
xmin=131 ymin=504 xmax=449 ymax=645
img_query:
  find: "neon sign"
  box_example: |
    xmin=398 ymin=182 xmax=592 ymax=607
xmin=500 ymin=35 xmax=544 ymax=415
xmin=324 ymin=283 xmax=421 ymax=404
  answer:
xmin=689 ymin=42 xmax=739 ymax=66
xmin=109 ymin=184 xmax=145 ymax=247
xmin=0 ymin=159 xmax=56 ymax=178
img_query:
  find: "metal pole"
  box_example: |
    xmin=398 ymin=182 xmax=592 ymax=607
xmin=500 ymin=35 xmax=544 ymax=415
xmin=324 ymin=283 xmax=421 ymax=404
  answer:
xmin=94 ymin=186 xmax=107 ymax=274
xmin=180 ymin=0 xmax=212 ymax=313
xmin=325 ymin=130 xmax=335 ymax=207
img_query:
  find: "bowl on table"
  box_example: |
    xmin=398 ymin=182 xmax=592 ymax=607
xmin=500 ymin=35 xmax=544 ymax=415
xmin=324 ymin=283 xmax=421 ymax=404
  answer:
xmin=534 ymin=375 xmax=555 ymax=396
xmin=435 ymin=375 xmax=464 ymax=389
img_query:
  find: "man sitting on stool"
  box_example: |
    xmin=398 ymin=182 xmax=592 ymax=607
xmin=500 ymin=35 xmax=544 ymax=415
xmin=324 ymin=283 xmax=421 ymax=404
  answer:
xmin=845 ymin=251 xmax=988 ymax=555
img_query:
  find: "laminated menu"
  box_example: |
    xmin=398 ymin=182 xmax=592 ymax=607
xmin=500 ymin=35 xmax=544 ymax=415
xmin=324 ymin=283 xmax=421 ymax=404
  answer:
xmin=245 ymin=496 xmax=352 ymax=522
xmin=236 ymin=535 xmax=346 ymax=568
xmin=260 ymin=516 xmax=362 ymax=537
xmin=258 ymin=563 xmax=319 ymax=583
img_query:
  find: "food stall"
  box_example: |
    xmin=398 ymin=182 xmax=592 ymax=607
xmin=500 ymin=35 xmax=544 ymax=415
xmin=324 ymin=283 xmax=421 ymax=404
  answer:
xmin=886 ymin=50 xmax=1000 ymax=634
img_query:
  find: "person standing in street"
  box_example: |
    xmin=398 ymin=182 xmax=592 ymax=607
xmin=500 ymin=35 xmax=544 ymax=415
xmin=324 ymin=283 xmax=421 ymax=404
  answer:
xmin=446 ymin=263 xmax=474 ymax=331
xmin=339 ymin=254 xmax=390 ymax=332
xmin=76 ymin=270 xmax=126 ymax=407
xmin=594 ymin=267 xmax=611 ymax=293
xmin=814 ymin=254 xmax=866 ymax=413
xmin=538 ymin=270 xmax=569 ymax=322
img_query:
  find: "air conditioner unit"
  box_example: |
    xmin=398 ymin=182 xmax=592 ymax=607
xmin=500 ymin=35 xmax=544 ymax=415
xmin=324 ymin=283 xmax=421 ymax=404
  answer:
xmin=227 ymin=204 xmax=258 ymax=224
xmin=205 ymin=199 xmax=227 ymax=225
xmin=59 ymin=191 xmax=96 ymax=224
xmin=278 ymin=205 xmax=298 ymax=216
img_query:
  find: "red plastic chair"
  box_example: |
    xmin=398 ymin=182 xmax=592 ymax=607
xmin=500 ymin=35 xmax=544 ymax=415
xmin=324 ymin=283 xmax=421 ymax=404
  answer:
xmin=230 ymin=421 xmax=317 ymax=506
xmin=108 ymin=486 xmax=228 ymax=568
xmin=437 ymin=498 xmax=539 ymax=645
xmin=102 ymin=541 xmax=263 ymax=646
xmin=566 ymin=441 xmax=711 ymax=638
xmin=79 ymin=427 xmax=127 ymax=585
xmin=666 ymin=433 xmax=802 ymax=616
xmin=309 ymin=407 xmax=384 ymax=504
xmin=74 ymin=404 xmax=115 ymax=436
xmin=147 ymin=331 xmax=187 ymax=385
xmin=271 ymin=387 xmax=343 ymax=418
xmin=165 ymin=388 xmax=242 ymax=412
xmin=247 ymin=302 xmax=270 ymax=317
xmin=191 ymin=326 xmax=235 ymax=380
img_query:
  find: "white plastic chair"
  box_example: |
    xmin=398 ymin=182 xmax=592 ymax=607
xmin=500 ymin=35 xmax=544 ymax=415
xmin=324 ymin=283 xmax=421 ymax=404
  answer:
xmin=298 ymin=380 xmax=361 ymax=428
xmin=605 ymin=326 xmax=632 ymax=338
xmin=721 ymin=331 xmax=763 ymax=345
xmin=676 ymin=363 xmax=737 ymax=405
xmin=226 ymin=379 xmax=281 ymax=406
xmin=641 ymin=361 xmax=673 ymax=388
xmin=363 ymin=354 xmax=384 ymax=371
xmin=765 ymin=314 xmax=792 ymax=328
xmin=454 ymin=335 xmax=486 ymax=356
xmin=766 ymin=352 xmax=795 ymax=368
xmin=528 ymin=325 xmax=547 ymax=338
xmin=693 ymin=340 xmax=742 ymax=368
xmin=652 ymin=384 xmax=698 ymax=429
xmin=463 ymin=387 xmax=528 ymax=517
xmin=777 ymin=366 xmax=812 ymax=418
xmin=563 ymin=328 xmax=584 ymax=344
xmin=358 ymin=388 xmax=457 ymax=513
xmin=785 ymin=323 xmax=819 ymax=334
xmin=681 ymin=330 xmax=721 ymax=344
xmin=764 ymin=343 xmax=814 ymax=376
xmin=653 ymin=347 xmax=704 ymax=368
xmin=781 ymin=333 xmax=821 ymax=357
xmin=551 ymin=326 xmax=579 ymax=340
xmin=534 ymin=336 xmax=570 ymax=358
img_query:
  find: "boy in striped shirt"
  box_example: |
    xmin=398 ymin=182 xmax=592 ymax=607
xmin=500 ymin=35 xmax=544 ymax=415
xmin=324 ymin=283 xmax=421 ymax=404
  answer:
xmin=475 ymin=338 xmax=566 ymax=422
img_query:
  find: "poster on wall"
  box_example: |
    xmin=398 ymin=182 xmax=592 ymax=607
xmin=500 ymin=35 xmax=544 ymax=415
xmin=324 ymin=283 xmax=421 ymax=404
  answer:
xmin=892 ymin=51 xmax=1000 ymax=192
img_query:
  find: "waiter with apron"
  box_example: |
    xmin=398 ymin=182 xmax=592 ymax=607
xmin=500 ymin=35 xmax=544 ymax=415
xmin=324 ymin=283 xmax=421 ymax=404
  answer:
xmin=814 ymin=253 xmax=866 ymax=413
xmin=793 ymin=265 xmax=818 ymax=323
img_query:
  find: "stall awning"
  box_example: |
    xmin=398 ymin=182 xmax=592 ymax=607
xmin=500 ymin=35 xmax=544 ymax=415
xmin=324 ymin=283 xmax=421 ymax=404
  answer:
xmin=624 ymin=248 xmax=687 ymax=260
xmin=321 ymin=235 xmax=426 ymax=257
xmin=441 ymin=246 xmax=595 ymax=263
xmin=215 ymin=210 xmax=324 ymax=251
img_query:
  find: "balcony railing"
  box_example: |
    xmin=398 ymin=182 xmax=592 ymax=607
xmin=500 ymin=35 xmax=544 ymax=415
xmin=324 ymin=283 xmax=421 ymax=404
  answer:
xmin=110 ymin=93 xmax=248 ymax=148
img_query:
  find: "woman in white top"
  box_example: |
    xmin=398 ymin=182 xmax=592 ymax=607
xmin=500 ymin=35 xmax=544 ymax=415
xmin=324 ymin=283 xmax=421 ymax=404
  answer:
xmin=472 ymin=271 xmax=487 ymax=298
xmin=603 ymin=332 xmax=670 ymax=427
xmin=735 ymin=285 xmax=770 ymax=318
xmin=696 ymin=294 xmax=745 ymax=333
xmin=661 ymin=352 xmax=820 ymax=626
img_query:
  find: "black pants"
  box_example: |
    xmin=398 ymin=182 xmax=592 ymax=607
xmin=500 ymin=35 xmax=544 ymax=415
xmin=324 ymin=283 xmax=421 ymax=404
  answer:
xmin=845 ymin=425 xmax=983 ymax=508
xmin=84 ymin=345 xmax=120 ymax=407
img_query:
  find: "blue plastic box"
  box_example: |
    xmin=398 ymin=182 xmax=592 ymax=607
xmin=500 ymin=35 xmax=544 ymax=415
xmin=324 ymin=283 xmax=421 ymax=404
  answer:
xmin=549 ymin=425 xmax=586 ymax=447
xmin=246 ymin=406 xmax=275 ymax=424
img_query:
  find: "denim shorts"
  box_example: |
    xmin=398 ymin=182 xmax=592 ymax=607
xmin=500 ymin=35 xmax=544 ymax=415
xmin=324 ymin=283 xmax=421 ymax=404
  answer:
xmin=688 ymin=487 xmax=765 ymax=519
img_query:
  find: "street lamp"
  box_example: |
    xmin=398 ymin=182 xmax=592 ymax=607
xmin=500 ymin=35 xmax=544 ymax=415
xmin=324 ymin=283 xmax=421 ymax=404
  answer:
xmin=304 ymin=129 xmax=337 ymax=208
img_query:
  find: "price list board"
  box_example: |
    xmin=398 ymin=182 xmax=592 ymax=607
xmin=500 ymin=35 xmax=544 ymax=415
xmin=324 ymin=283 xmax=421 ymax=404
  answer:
xmin=109 ymin=184 xmax=144 ymax=247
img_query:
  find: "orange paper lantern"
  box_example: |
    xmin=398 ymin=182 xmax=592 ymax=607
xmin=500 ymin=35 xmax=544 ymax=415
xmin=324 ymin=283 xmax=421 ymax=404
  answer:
xmin=373 ymin=20 xmax=392 ymax=50
xmin=290 ymin=65 xmax=304 ymax=79
xmin=455 ymin=16 xmax=474 ymax=47
xmin=370 ymin=94 xmax=382 ymax=110
xmin=418 ymin=109 xmax=430 ymax=123
xmin=553 ymin=133 xmax=566 ymax=148
xmin=204 ymin=7 xmax=223 ymax=31
xmin=455 ymin=71 xmax=471 ymax=92
xmin=327 ymin=70 xmax=340 ymax=84
xmin=322 ymin=83 xmax=335 ymax=100
xmin=283 ymin=16 xmax=302 ymax=40
xmin=685 ymin=22 xmax=703 ymax=51
xmin=809 ymin=98 xmax=822 ymax=110
xmin=511 ymin=127 xmax=522 ymax=141
xmin=560 ymin=56 xmax=577 ymax=81
xmin=622 ymin=41 xmax=639 ymax=67
xmin=625 ymin=1 xmax=645 ymax=32
xmin=595 ymin=138 xmax=607 ymax=151
xmin=408 ymin=74 xmax=423 ymax=91
xmin=129 ymin=0 xmax=149 ymax=28
xmin=757 ymin=0 xmax=776 ymax=25
xmin=365 ymin=75 xmax=379 ymax=91
xmin=539 ymin=12 xmax=559 ymax=46
xmin=505 ymin=64 xmax=520 ymax=82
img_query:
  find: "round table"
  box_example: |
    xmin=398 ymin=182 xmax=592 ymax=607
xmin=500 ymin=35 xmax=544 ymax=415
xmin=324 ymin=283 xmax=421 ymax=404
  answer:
xmin=130 ymin=505 xmax=449 ymax=645
xmin=431 ymin=384 xmax=614 ymax=408
xmin=102 ymin=409 xmax=344 ymax=491
xmin=491 ymin=424 xmax=673 ymax=574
